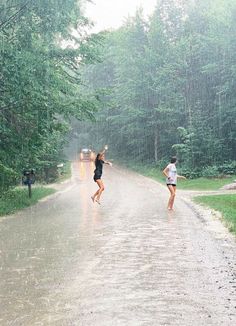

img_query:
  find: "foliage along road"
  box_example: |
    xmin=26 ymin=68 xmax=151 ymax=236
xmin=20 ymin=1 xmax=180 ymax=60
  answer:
xmin=0 ymin=162 xmax=236 ymax=325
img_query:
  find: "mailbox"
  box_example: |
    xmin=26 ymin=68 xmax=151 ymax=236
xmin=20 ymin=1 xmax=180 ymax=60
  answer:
xmin=22 ymin=169 xmax=35 ymax=185
xmin=22 ymin=169 xmax=35 ymax=198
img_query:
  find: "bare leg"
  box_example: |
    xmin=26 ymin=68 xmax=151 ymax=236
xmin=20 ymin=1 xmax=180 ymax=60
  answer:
xmin=170 ymin=186 xmax=176 ymax=209
xmin=91 ymin=190 xmax=99 ymax=202
xmin=167 ymin=185 xmax=176 ymax=210
xmin=94 ymin=179 xmax=104 ymax=204
xmin=91 ymin=188 xmax=100 ymax=202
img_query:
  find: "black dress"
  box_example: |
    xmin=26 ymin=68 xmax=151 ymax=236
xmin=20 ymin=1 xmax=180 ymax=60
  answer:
xmin=93 ymin=159 xmax=104 ymax=182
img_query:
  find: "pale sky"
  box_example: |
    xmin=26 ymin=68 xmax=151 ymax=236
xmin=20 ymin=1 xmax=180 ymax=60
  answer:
xmin=85 ymin=0 xmax=157 ymax=32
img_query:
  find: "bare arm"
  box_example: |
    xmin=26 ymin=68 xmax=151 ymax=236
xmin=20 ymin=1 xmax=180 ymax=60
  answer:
xmin=177 ymin=174 xmax=187 ymax=180
xmin=100 ymin=146 xmax=108 ymax=155
xmin=163 ymin=166 xmax=169 ymax=178
xmin=104 ymin=161 xmax=112 ymax=166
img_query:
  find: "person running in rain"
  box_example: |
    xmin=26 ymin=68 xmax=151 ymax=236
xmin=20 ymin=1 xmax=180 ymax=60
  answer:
xmin=163 ymin=156 xmax=186 ymax=210
xmin=91 ymin=148 xmax=112 ymax=205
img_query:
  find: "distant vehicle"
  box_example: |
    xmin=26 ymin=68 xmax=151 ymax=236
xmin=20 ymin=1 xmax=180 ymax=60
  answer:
xmin=79 ymin=148 xmax=95 ymax=161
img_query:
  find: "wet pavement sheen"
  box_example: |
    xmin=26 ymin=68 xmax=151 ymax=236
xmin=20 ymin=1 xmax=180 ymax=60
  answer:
xmin=0 ymin=162 xmax=236 ymax=325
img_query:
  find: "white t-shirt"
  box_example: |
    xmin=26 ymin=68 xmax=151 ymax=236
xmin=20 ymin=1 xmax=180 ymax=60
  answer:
xmin=166 ymin=163 xmax=177 ymax=185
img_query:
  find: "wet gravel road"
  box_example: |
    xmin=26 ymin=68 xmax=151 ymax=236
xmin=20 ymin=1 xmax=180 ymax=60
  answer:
xmin=0 ymin=162 xmax=236 ymax=326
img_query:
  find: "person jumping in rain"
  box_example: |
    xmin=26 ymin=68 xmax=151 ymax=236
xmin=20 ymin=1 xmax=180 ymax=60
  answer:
xmin=91 ymin=147 xmax=112 ymax=205
xmin=163 ymin=156 xmax=186 ymax=210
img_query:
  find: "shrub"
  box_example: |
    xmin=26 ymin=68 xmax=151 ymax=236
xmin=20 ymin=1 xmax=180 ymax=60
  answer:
xmin=201 ymin=165 xmax=220 ymax=178
xmin=0 ymin=163 xmax=18 ymax=192
xmin=218 ymin=161 xmax=236 ymax=175
xmin=178 ymin=167 xmax=201 ymax=179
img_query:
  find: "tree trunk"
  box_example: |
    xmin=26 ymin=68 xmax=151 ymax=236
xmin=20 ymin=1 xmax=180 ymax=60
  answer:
xmin=154 ymin=129 xmax=158 ymax=164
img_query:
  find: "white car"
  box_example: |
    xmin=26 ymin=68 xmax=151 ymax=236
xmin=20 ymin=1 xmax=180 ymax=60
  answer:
xmin=79 ymin=148 xmax=94 ymax=161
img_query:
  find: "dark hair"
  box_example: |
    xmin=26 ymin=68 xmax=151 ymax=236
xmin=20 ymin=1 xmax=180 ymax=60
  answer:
xmin=95 ymin=152 xmax=103 ymax=162
xmin=170 ymin=156 xmax=177 ymax=163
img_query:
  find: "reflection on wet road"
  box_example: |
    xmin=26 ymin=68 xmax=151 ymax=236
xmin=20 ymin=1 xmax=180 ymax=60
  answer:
xmin=0 ymin=162 xmax=236 ymax=325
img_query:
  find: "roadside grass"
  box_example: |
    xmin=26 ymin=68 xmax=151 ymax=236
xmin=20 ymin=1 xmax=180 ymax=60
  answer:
xmin=124 ymin=162 xmax=235 ymax=191
xmin=129 ymin=164 xmax=165 ymax=183
xmin=194 ymin=194 xmax=236 ymax=234
xmin=176 ymin=177 xmax=236 ymax=190
xmin=0 ymin=187 xmax=55 ymax=216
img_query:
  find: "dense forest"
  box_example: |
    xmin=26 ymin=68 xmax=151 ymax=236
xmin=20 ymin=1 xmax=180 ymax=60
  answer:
xmin=0 ymin=0 xmax=100 ymax=191
xmin=78 ymin=0 xmax=236 ymax=177
xmin=1 ymin=0 xmax=236 ymax=194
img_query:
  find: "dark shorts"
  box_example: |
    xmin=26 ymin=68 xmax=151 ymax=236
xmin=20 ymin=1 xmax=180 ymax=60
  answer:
xmin=94 ymin=174 xmax=102 ymax=182
xmin=166 ymin=184 xmax=176 ymax=187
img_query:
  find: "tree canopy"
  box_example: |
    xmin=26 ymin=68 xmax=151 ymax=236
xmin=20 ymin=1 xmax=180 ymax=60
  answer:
xmin=1 ymin=0 xmax=236 ymax=188
xmin=0 ymin=0 xmax=100 ymax=189
xmin=78 ymin=0 xmax=236 ymax=177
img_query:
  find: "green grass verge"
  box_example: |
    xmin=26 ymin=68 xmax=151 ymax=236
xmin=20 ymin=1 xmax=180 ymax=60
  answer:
xmin=194 ymin=194 xmax=236 ymax=234
xmin=0 ymin=186 xmax=55 ymax=216
xmin=128 ymin=164 xmax=165 ymax=183
xmin=124 ymin=162 xmax=235 ymax=191
xmin=176 ymin=177 xmax=236 ymax=190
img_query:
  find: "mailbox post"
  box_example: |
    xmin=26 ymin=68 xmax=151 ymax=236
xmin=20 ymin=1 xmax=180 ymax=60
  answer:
xmin=22 ymin=169 xmax=35 ymax=198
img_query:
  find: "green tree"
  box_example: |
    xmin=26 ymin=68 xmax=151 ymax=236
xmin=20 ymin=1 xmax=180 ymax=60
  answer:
xmin=0 ymin=0 xmax=101 ymax=190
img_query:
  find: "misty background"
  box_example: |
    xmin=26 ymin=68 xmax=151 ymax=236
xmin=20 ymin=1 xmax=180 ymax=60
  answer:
xmin=1 ymin=0 xmax=236 ymax=190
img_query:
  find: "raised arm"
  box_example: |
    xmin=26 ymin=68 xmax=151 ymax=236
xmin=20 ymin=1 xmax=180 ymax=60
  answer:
xmin=100 ymin=145 xmax=108 ymax=155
